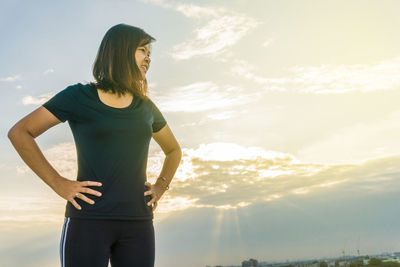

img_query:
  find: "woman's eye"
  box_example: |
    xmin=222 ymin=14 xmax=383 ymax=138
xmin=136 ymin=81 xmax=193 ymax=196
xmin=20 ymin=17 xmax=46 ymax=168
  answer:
xmin=138 ymin=48 xmax=150 ymax=57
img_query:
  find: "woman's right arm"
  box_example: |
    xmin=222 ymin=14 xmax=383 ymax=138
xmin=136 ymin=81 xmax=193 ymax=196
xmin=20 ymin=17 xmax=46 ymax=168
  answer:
xmin=7 ymin=106 xmax=102 ymax=210
xmin=8 ymin=106 xmax=65 ymax=190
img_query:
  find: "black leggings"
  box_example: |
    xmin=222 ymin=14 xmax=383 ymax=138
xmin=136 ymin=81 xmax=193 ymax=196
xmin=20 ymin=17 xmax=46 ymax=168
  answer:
xmin=59 ymin=217 xmax=155 ymax=267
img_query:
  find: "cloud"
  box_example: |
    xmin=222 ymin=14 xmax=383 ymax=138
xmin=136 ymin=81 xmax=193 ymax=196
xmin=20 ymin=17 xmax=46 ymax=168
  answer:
xmin=42 ymin=68 xmax=54 ymax=75
xmin=151 ymin=81 xmax=259 ymax=112
xmin=262 ymin=36 xmax=276 ymax=48
xmin=0 ymin=196 xmax=55 ymax=212
xmin=207 ymin=110 xmax=238 ymax=120
xmin=139 ymin=0 xmax=172 ymax=9
xmin=21 ymin=93 xmax=53 ymax=105
xmin=0 ymin=74 xmax=21 ymax=82
xmin=150 ymin=142 xmax=400 ymax=215
xmin=10 ymin=140 xmax=400 ymax=225
xmin=3 ymin=143 xmax=83 ymax=225
xmin=141 ymin=0 xmax=261 ymax=60
xmin=170 ymin=12 xmax=260 ymax=60
xmin=16 ymin=142 xmax=77 ymax=181
xmin=21 ymin=90 xmax=63 ymax=105
xmin=231 ymin=56 xmax=400 ymax=93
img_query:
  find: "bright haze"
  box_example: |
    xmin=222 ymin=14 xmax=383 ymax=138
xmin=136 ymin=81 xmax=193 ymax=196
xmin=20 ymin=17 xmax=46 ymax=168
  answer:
xmin=1 ymin=0 xmax=400 ymax=267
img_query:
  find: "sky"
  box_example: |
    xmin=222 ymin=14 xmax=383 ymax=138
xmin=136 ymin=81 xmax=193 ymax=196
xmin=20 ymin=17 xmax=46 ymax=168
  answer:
xmin=1 ymin=0 xmax=400 ymax=266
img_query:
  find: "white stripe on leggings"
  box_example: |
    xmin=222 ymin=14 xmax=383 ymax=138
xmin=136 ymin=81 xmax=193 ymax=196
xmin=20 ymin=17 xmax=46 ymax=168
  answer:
xmin=59 ymin=217 xmax=70 ymax=267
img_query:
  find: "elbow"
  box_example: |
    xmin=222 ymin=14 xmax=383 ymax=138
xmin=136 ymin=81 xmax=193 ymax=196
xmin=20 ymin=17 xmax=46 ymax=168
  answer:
xmin=176 ymin=147 xmax=182 ymax=159
xmin=7 ymin=126 xmax=17 ymax=140
xmin=167 ymin=146 xmax=182 ymax=158
xmin=7 ymin=129 xmax=17 ymax=145
xmin=7 ymin=124 xmax=27 ymax=140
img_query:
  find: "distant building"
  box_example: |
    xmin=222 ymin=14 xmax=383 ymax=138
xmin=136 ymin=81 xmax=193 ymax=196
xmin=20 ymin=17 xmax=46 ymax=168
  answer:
xmin=382 ymin=256 xmax=400 ymax=263
xmin=242 ymin=258 xmax=259 ymax=267
xmin=250 ymin=259 xmax=259 ymax=267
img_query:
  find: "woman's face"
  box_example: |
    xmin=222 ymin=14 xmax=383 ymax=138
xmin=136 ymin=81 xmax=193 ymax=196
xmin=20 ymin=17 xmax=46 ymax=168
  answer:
xmin=135 ymin=43 xmax=151 ymax=79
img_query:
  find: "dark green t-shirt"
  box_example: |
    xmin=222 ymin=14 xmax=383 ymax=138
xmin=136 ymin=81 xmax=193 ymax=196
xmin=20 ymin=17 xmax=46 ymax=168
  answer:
xmin=42 ymin=82 xmax=167 ymax=220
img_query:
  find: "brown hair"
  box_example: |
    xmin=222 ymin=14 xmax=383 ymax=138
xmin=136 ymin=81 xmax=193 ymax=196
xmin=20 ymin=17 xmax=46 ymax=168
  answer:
xmin=89 ymin=23 xmax=156 ymax=101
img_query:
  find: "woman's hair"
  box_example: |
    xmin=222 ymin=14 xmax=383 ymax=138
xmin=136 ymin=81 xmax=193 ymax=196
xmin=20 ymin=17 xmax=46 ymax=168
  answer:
xmin=89 ymin=23 xmax=156 ymax=101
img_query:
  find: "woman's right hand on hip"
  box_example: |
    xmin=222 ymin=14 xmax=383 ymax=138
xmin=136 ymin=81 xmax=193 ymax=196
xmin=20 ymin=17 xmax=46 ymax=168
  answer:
xmin=53 ymin=176 xmax=103 ymax=210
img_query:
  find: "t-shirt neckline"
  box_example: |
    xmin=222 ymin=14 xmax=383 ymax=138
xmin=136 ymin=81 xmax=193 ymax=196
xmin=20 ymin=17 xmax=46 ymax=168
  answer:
xmin=89 ymin=83 xmax=137 ymax=111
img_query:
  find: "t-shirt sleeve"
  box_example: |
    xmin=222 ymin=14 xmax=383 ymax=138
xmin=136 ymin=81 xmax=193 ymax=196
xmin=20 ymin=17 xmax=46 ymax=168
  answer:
xmin=150 ymin=99 xmax=167 ymax=133
xmin=42 ymin=84 xmax=77 ymax=123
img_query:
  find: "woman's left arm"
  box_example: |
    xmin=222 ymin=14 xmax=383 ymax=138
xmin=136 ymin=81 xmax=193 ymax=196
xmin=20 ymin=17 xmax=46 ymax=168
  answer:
xmin=145 ymin=124 xmax=182 ymax=209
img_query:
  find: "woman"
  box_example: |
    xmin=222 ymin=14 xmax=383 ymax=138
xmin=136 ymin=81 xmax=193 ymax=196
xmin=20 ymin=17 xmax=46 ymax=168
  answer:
xmin=7 ymin=23 xmax=182 ymax=267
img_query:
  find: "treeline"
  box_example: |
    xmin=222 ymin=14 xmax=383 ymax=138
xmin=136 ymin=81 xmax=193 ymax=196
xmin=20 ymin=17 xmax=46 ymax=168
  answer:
xmin=318 ymin=258 xmax=400 ymax=267
xmin=365 ymin=258 xmax=400 ymax=267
